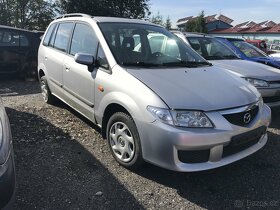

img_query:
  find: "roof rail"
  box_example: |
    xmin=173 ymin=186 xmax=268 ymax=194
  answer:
xmin=56 ymin=13 xmax=92 ymax=20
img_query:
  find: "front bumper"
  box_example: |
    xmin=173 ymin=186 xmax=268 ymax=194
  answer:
xmin=258 ymin=87 xmax=280 ymax=107
xmin=136 ymin=104 xmax=271 ymax=172
xmin=0 ymin=151 xmax=15 ymax=209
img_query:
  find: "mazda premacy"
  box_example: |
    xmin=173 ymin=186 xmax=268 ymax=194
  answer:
xmin=38 ymin=14 xmax=271 ymax=172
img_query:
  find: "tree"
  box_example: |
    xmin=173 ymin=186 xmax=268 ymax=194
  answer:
xmin=150 ymin=11 xmax=163 ymax=26
xmin=165 ymin=16 xmax=172 ymax=30
xmin=0 ymin=0 xmax=56 ymax=30
xmin=57 ymin=0 xmax=150 ymax=19
xmin=185 ymin=10 xmax=207 ymax=33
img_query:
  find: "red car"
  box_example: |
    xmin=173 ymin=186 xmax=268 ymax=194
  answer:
xmin=245 ymin=39 xmax=267 ymax=53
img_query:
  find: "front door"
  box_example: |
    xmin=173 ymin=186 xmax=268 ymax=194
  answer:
xmin=63 ymin=23 xmax=98 ymax=121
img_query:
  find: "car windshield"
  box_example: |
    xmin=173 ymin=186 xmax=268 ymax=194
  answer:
xmin=230 ymin=40 xmax=267 ymax=58
xmin=186 ymin=36 xmax=239 ymax=60
xmin=98 ymin=23 xmax=210 ymax=68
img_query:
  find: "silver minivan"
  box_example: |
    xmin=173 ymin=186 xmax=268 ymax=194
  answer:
xmin=38 ymin=14 xmax=271 ymax=172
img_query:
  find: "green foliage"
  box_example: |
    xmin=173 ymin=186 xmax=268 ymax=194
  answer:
xmin=165 ymin=16 xmax=172 ymax=30
xmin=185 ymin=10 xmax=207 ymax=33
xmin=150 ymin=11 xmax=163 ymax=26
xmin=57 ymin=0 xmax=150 ymax=19
xmin=0 ymin=0 xmax=150 ymax=30
xmin=0 ymin=0 xmax=56 ymax=30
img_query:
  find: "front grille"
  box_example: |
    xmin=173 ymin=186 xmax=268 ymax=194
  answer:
xmin=223 ymin=105 xmax=259 ymax=127
xmin=263 ymin=96 xmax=280 ymax=103
xmin=222 ymin=126 xmax=267 ymax=158
xmin=178 ymin=149 xmax=210 ymax=163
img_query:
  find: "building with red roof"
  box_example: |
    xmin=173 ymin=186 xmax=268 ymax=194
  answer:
xmin=176 ymin=14 xmax=233 ymax=32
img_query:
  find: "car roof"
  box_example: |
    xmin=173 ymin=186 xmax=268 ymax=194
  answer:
xmin=221 ymin=37 xmax=245 ymax=41
xmin=55 ymin=13 xmax=160 ymax=27
xmin=182 ymin=32 xmax=213 ymax=38
xmin=0 ymin=25 xmax=40 ymax=33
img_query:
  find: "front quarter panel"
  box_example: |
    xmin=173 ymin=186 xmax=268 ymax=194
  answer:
xmin=94 ymin=65 xmax=167 ymax=126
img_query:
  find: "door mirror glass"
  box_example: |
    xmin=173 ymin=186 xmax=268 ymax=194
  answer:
xmin=74 ymin=53 xmax=95 ymax=66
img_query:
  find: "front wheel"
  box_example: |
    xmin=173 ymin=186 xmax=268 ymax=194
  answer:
xmin=106 ymin=112 xmax=144 ymax=169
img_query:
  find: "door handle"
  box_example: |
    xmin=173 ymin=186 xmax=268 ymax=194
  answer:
xmin=64 ymin=64 xmax=71 ymax=71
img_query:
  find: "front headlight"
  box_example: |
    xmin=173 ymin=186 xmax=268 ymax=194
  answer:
xmin=147 ymin=106 xmax=213 ymax=128
xmin=244 ymin=78 xmax=269 ymax=87
xmin=170 ymin=110 xmax=213 ymax=128
xmin=147 ymin=106 xmax=174 ymax=126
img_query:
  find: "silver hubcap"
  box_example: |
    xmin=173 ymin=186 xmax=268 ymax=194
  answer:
xmin=109 ymin=122 xmax=135 ymax=162
xmin=41 ymin=80 xmax=48 ymax=102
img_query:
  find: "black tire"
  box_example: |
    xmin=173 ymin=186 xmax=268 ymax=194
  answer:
xmin=106 ymin=112 xmax=144 ymax=169
xmin=40 ymin=76 xmax=56 ymax=104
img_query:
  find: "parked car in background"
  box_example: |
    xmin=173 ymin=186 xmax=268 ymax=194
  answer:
xmin=269 ymin=44 xmax=280 ymax=53
xmin=174 ymin=32 xmax=280 ymax=107
xmin=268 ymin=44 xmax=280 ymax=56
xmin=216 ymin=37 xmax=280 ymax=69
xmin=0 ymin=25 xmax=43 ymax=79
xmin=270 ymin=53 xmax=280 ymax=58
xmin=246 ymin=39 xmax=267 ymax=53
xmin=38 ymin=14 xmax=271 ymax=172
xmin=0 ymin=97 xmax=15 ymax=209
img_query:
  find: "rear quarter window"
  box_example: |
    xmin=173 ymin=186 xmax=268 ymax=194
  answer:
xmin=43 ymin=24 xmax=56 ymax=46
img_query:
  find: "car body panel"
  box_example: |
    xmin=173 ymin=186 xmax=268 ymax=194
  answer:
xmin=0 ymin=25 xmax=43 ymax=78
xmin=216 ymin=37 xmax=280 ymax=69
xmin=126 ymin=66 xmax=259 ymax=111
xmin=0 ymin=97 xmax=15 ymax=209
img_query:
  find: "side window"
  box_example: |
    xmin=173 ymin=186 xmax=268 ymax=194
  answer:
xmin=149 ymin=36 xmax=165 ymax=53
xmin=97 ymin=45 xmax=109 ymax=70
xmin=188 ymin=38 xmax=202 ymax=55
xmin=43 ymin=24 xmax=56 ymax=46
xmin=0 ymin=30 xmax=19 ymax=46
xmin=53 ymin=22 xmax=73 ymax=52
xmin=70 ymin=23 xmax=98 ymax=56
xmin=19 ymin=34 xmax=29 ymax=46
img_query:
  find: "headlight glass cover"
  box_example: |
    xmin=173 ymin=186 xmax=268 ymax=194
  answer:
xmin=244 ymin=78 xmax=269 ymax=87
xmin=147 ymin=106 xmax=213 ymax=128
xmin=170 ymin=110 xmax=213 ymax=128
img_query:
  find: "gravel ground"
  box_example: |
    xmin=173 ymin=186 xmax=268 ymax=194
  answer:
xmin=0 ymin=80 xmax=280 ymax=210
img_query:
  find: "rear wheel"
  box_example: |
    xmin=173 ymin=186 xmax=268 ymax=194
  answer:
xmin=106 ymin=112 xmax=144 ymax=169
xmin=40 ymin=76 xmax=56 ymax=104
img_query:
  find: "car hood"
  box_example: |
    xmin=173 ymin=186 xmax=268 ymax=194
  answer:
xmin=211 ymin=59 xmax=280 ymax=81
xmin=126 ymin=66 xmax=259 ymax=111
xmin=251 ymin=56 xmax=280 ymax=67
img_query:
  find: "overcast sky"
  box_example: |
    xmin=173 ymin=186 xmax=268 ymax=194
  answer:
xmin=149 ymin=0 xmax=280 ymax=27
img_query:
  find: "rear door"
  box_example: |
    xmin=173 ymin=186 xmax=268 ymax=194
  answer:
xmin=62 ymin=22 xmax=98 ymax=121
xmin=42 ymin=22 xmax=74 ymax=93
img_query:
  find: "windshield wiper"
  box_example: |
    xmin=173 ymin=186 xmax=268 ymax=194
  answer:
xmin=204 ymin=55 xmax=224 ymax=60
xmin=122 ymin=62 xmax=161 ymax=67
xmin=162 ymin=61 xmax=212 ymax=67
xmin=222 ymin=55 xmax=240 ymax=59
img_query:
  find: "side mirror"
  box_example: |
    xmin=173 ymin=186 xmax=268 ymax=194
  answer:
xmin=74 ymin=53 xmax=95 ymax=72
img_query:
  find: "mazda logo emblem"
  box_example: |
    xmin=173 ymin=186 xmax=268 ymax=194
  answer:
xmin=244 ymin=113 xmax=251 ymax=124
